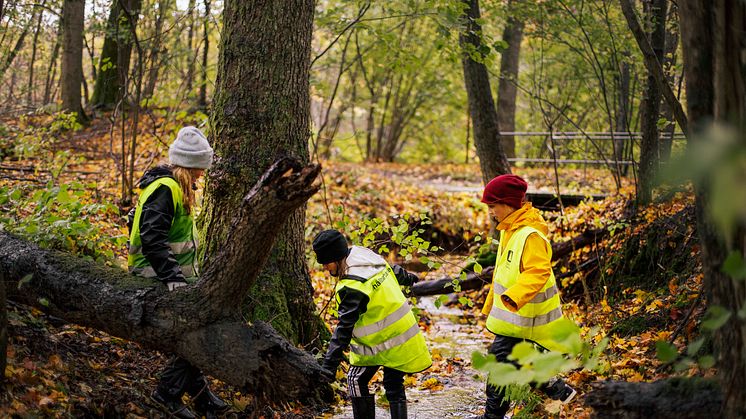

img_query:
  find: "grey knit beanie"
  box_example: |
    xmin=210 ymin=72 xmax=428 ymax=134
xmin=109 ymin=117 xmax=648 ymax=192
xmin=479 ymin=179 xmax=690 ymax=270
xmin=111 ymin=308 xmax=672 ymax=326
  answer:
xmin=168 ymin=126 xmax=214 ymax=169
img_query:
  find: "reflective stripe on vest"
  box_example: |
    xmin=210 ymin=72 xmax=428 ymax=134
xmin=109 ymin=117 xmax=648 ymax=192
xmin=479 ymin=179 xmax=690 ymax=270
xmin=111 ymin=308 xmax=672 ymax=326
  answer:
xmin=488 ymin=304 xmax=563 ymax=327
xmin=353 ymin=302 xmax=411 ymax=338
xmin=351 ymin=322 xmax=421 ymax=356
xmin=491 ymin=282 xmax=559 ymax=304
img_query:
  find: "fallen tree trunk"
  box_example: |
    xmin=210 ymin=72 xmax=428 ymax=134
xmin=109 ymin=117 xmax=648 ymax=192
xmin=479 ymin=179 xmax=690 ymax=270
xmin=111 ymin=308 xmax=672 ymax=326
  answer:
xmin=0 ymin=158 xmax=332 ymax=404
xmin=585 ymin=378 xmax=722 ymax=418
xmin=412 ymin=228 xmax=607 ymax=296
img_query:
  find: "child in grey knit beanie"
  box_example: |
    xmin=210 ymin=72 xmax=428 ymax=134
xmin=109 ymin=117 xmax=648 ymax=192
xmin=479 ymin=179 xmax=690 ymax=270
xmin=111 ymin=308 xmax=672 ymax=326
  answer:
xmin=169 ymin=126 xmax=214 ymax=169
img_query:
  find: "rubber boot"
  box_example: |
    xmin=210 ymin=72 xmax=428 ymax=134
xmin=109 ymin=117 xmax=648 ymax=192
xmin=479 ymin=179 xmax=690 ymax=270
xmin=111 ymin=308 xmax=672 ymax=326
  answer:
xmin=191 ymin=379 xmax=230 ymax=417
xmin=351 ymin=395 xmax=375 ymax=419
xmin=151 ymin=389 xmax=198 ymax=419
xmin=389 ymin=400 xmax=408 ymax=419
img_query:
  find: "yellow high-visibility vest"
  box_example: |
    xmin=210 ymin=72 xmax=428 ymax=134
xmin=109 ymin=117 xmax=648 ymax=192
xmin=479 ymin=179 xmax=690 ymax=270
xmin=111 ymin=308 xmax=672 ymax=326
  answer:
xmin=486 ymin=226 xmax=567 ymax=352
xmin=128 ymin=177 xmax=197 ymax=279
xmin=335 ymin=265 xmax=432 ymax=373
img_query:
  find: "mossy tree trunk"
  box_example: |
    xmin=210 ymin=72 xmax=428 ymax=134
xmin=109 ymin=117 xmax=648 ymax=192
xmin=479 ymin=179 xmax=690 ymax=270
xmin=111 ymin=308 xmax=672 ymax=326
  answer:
xmin=460 ymin=0 xmax=512 ymax=184
xmin=637 ymin=0 xmax=667 ymax=205
xmin=90 ymin=0 xmax=142 ymax=109
xmin=200 ymin=0 xmax=326 ymax=348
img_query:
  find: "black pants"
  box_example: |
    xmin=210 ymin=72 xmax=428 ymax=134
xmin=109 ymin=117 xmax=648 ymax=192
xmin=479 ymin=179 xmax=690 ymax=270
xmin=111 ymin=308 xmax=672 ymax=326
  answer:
xmin=156 ymin=356 xmax=210 ymax=401
xmin=484 ymin=335 xmax=571 ymax=417
xmin=347 ymin=365 xmax=407 ymax=402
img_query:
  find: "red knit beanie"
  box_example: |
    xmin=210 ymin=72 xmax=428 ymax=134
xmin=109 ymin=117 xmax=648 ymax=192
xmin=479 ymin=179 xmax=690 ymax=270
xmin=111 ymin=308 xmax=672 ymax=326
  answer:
xmin=481 ymin=174 xmax=528 ymax=208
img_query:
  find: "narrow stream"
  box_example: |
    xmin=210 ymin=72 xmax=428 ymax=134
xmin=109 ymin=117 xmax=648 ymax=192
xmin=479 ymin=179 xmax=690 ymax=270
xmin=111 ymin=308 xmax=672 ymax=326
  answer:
xmin=326 ymin=295 xmax=493 ymax=419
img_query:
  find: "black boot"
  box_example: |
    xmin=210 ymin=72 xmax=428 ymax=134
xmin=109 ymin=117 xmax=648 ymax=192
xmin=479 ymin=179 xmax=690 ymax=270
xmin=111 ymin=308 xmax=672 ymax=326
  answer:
xmin=151 ymin=389 xmax=198 ymax=419
xmin=389 ymin=400 xmax=407 ymax=419
xmin=191 ymin=378 xmax=230 ymax=418
xmin=351 ymin=395 xmax=375 ymax=419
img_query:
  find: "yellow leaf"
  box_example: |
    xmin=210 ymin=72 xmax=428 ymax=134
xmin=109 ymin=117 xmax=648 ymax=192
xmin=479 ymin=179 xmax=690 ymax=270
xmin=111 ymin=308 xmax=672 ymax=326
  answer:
xmin=419 ymin=377 xmax=443 ymax=391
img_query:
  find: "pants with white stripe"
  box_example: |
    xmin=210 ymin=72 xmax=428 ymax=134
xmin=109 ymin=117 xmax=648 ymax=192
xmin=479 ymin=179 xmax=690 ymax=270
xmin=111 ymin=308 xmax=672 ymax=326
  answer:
xmin=347 ymin=365 xmax=407 ymax=402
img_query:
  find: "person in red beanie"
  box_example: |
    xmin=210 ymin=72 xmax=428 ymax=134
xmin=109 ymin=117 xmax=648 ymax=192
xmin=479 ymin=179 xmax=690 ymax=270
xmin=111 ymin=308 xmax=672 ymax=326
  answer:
xmin=471 ymin=174 xmax=576 ymax=419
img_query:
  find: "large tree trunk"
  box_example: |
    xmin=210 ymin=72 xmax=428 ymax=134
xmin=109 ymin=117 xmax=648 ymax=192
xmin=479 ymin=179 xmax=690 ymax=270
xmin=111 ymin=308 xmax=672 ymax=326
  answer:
xmin=90 ymin=0 xmax=142 ymax=109
xmin=637 ymin=0 xmax=667 ymax=205
xmin=60 ymin=0 xmax=87 ymax=120
xmin=0 ymin=159 xmax=331 ymax=403
xmin=200 ymin=0 xmax=325 ymax=347
xmin=460 ymin=0 xmax=512 ymax=184
xmin=496 ymin=0 xmax=524 ymax=159
xmin=680 ymin=2 xmax=746 ymax=415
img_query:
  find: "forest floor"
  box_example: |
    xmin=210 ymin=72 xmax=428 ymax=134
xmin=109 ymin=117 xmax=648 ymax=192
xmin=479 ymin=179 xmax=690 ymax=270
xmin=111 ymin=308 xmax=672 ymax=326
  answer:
xmin=0 ymin=114 xmax=712 ymax=418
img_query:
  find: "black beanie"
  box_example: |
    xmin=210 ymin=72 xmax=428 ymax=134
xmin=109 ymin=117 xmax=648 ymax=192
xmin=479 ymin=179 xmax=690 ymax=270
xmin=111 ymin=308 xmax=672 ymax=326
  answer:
xmin=313 ymin=230 xmax=350 ymax=264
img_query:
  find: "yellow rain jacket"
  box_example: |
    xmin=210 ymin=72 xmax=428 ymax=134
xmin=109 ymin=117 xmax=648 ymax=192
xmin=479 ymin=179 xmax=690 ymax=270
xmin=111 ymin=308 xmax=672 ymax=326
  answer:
xmin=482 ymin=203 xmax=554 ymax=315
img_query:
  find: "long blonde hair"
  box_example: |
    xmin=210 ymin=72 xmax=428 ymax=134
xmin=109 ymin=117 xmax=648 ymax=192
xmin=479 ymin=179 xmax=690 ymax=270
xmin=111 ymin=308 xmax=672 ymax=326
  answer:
xmin=171 ymin=165 xmax=202 ymax=214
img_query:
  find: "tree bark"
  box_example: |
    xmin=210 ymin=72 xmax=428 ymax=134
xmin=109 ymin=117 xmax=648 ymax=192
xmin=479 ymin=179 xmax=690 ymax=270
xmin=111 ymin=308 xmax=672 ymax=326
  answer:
xmin=26 ymin=1 xmax=45 ymax=106
xmin=60 ymin=0 xmax=87 ymax=120
xmin=496 ymin=0 xmax=524 ymax=159
xmin=585 ymin=378 xmax=723 ymax=418
xmin=90 ymin=0 xmax=142 ymax=109
xmin=184 ymin=0 xmax=196 ymax=96
xmin=615 ymin=58 xmax=631 ymax=166
xmin=637 ymin=0 xmax=667 ymax=205
xmin=0 ymin=270 xmax=6 ymax=383
xmin=658 ymin=4 xmax=679 ymax=162
xmin=460 ymin=0 xmax=512 ymax=184
xmin=0 ymin=159 xmax=331 ymax=403
xmin=43 ymin=18 xmax=64 ymax=105
xmin=201 ymin=0 xmax=326 ymax=347
xmin=197 ymin=0 xmax=209 ymax=108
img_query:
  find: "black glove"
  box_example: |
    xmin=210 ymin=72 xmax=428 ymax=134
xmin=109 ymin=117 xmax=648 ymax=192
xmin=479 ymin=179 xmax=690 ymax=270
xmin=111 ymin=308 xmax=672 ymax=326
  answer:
xmin=393 ymin=264 xmax=420 ymax=286
xmin=319 ymin=366 xmax=335 ymax=384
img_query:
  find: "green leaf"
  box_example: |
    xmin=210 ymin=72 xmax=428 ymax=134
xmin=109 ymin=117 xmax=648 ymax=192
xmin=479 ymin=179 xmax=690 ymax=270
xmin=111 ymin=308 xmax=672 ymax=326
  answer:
xmin=434 ymin=295 xmax=448 ymax=309
xmin=722 ymin=251 xmax=746 ymax=280
xmin=701 ymin=306 xmax=732 ymax=331
xmin=698 ymin=355 xmax=715 ymax=369
xmin=474 ymin=262 xmax=483 ymax=274
xmin=38 ymin=297 xmax=50 ymax=307
xmin=10 ymin=189 xmax=21 ymax=201
xmin=17 ymin=273 xmax=33 ymax=289
xmin=656 ymin=340 xmax=679 ymax=363
xmin=687 ymin=338 xmax=705 ymax=356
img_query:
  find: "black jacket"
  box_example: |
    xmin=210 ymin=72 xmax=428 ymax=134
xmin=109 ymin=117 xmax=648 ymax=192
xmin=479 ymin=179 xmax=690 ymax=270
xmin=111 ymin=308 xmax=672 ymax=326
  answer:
xmin=128 ymin=166 xmax=186 ymax=284
xmin=321 ymin=264 xmax=420 ymax=372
